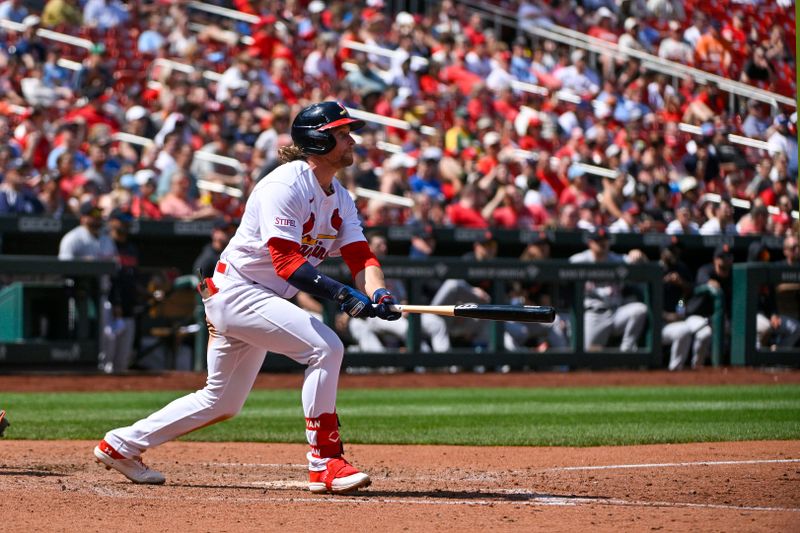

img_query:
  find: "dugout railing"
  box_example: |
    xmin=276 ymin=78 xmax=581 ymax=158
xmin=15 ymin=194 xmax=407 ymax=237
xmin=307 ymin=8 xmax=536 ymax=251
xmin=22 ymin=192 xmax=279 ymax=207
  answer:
xmin=242 ymin=257 xmax=666 ymax=372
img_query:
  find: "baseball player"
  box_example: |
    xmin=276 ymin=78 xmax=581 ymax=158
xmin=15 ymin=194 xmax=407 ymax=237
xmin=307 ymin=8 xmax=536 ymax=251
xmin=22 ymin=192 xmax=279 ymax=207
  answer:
xmin=569 ymin=228 xmax=648 ymax=351
xmin=93 ymin=102 xmax=401 ymax=494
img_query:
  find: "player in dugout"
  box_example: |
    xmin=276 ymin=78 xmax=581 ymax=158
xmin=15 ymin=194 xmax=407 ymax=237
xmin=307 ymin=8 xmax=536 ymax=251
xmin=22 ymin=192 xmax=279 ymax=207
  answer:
xmin=93 ymin=102 xmax=402 ymax=494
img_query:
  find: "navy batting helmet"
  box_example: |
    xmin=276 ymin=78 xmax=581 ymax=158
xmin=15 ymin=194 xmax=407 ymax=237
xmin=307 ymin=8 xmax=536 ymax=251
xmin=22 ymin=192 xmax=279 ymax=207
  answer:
xmin=291 ymin=101 xmax=365 ymax=155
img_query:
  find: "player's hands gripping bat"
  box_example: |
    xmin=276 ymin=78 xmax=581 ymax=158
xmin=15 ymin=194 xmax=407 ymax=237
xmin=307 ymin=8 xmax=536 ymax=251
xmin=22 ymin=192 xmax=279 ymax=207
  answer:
xmin=372 ymin=288 xmax=402 ymax=321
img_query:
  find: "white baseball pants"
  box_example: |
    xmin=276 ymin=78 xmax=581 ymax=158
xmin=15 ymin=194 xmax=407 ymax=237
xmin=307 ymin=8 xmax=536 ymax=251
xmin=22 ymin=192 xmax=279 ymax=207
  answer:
xmin=104 ymin=272 xmax=344 ymax=469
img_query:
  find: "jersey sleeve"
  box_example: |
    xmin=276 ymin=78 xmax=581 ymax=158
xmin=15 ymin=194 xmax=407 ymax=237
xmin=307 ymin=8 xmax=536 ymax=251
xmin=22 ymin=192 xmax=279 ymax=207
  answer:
xmin=256 ymin=180 xmax=306 ymax=247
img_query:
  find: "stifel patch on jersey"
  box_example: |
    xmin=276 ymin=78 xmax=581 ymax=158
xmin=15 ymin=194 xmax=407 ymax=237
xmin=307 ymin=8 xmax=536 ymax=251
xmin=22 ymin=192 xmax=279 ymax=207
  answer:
xmin=274 ymin=216 xmax=296 ymax=227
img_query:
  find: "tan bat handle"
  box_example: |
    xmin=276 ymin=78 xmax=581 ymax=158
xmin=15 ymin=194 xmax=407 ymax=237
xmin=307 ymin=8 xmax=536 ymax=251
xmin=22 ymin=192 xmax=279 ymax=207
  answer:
xmin=383 ymin=304 xmax=556 ymax=323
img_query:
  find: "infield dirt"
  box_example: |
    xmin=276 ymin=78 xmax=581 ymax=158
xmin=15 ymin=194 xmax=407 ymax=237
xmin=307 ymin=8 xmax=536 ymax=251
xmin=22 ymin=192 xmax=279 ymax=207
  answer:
xmin=1 ymin=369 xmax=798 ymax=532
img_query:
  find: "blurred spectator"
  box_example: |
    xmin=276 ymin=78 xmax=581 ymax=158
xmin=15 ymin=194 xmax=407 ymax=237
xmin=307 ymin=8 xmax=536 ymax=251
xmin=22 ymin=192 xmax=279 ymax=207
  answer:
xmin=0 ymin=160 xmax=43 ymax=214
xmin=42 ymin=0 xmax=83 ymax=28
xmin=740 ymin=46 xmax=774 ymax=88
xmin=618 ymin=17 xmax=647 ymax=54
xmin=445 ymin=183 xmax=487 ymax=228
xmin=129 ymin=169 xmax=162 ymax=220
xmin=483 ymin=183 xmax=548 ymax=230
xmin=82 ymin=0 xmax=129 ymax=31
xmin=767 ymin=114 xmax=798 ymax=177
xmin=658 ymin=21 xmax=694 ymax=65
xmin=103 ymin=208 xmax=139 ymax=374
xmin=159 ymin=171 xmax=219 ymax=220
xmin=193 ymin=220 xmax=236 ymax=279
xmin=58 ymin=201 xmax=116 ymax=260
xmin=741 ymin=100 xmax=772 ymax=139
xmin=696 ymin=243 xmax=734 ymax=322
xmin=658 ymin=243 xmax=712 ymax=370
xmin=37 ymin=173 xmax=65 ymax=216
xmin=682 ymin=12 xmax=706 ymax=48
xmin=699 ymin=197 xmax=737 ymax=235
xmin=694 ymin=20 xmax=732 ymax=74
xmin=666 ymin=201 xmax=700 ymax=235
xmin=512 ymin=233 xmax=569 ymax=350
xmin=0 ymin=0 xmax=28 ymax=23
xmin=137 ymin=14 xmax=167 ymax=56
xmin=569 ymin=228 xmax=648 ymax=351
xmin=747 ymin=241 xmax=800 ymax=350
xmin=736 ymin=203 xmax=770 ymax=235
xmin=409 ymin=147 xmax=445 ymax=202
xmin=554 ymin=49 xmax=600 ymax=97
xmin=73 ymin=44 xmax=113 ymax=100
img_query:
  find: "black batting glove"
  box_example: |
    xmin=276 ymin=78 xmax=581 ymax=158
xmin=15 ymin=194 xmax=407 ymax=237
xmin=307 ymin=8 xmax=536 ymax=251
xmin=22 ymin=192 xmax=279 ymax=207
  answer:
xmin=372 ymin=288 xmax=402 ymax=321
xmin=335 ymin=286 xmax=375 ymax=319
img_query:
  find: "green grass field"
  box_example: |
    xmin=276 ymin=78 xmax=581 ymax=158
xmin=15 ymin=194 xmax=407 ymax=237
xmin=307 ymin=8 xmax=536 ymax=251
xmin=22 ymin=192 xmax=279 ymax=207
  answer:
xmin=3 ymin=384 xmax=800 ymax=446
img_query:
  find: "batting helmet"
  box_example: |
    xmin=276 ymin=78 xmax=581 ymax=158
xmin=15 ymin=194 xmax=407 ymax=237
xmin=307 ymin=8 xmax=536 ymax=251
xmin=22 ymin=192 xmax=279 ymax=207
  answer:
xmin=291 ymin=101 xmax=365 ymax=155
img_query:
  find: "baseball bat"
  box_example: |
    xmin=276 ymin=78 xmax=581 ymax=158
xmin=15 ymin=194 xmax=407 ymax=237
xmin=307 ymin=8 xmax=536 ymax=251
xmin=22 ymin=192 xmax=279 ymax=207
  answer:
xmin=385 ymin=304 xmax=556 ymax=323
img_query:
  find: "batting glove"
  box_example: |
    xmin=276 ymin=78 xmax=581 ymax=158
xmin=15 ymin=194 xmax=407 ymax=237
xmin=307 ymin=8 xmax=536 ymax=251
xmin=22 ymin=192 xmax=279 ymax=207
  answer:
xmin=372 ymin=288 xmax=402 ymax=321
xmin=335 ymin=286 xmax=375 ymax=319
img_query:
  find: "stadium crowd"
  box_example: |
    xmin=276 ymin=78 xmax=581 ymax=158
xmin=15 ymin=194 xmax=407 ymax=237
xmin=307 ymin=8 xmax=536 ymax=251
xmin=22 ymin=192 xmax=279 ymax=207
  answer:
xmin=0 ymin=1 xmax=798 ymax=364
xmin=0 ymin=0 xmax=796 ymax=240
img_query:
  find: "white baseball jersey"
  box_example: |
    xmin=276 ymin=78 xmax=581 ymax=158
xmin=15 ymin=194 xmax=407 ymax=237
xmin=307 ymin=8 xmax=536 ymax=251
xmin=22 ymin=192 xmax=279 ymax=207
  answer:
xmin=220 ymin=160 xmax=366 ymax=298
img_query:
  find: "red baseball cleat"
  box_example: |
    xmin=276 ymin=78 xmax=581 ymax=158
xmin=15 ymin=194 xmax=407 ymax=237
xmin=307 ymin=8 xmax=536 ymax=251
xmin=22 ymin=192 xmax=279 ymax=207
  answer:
xmin=93 ymin=439 xmax=165 ymax=485
xmin=308 ymin=457 xmax=371 ymax=494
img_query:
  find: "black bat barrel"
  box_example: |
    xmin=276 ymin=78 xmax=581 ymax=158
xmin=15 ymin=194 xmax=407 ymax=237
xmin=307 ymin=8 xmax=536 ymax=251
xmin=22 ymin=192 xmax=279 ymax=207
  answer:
xmin=452 ymin=304 xmax=556 ymax=323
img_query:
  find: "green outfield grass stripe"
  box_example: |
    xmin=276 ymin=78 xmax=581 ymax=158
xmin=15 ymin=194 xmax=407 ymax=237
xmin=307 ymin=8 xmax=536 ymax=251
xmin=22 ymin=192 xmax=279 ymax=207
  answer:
xmin=2 ymin=384 xmax=799 ymax=446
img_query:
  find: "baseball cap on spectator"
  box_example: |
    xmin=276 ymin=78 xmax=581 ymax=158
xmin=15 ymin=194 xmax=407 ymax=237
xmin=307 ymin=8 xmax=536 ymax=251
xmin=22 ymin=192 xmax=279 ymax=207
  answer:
xmin=119 ymin=173 xmax=138 ymax=191
xmin=387 ymin=152 xmax=417 ymax=170
xmin=747 ymin=241 xmax=770 ymax=263
xmin=568 ymin=163 xmax=586 ymax=181
xmin=624 ymin=17 xmax=638 ymax=31
xmin=588 ymin=226 xmax=609 ymax=241
xmin=79 ymin=201 xmax=103 ymax=218
xmin=421 ymin=147 xmax=443 ymax=161
xmin=126 ymin=106 xmax=148 ymax=122
xmin=679 ymin=176 xmax=699 ymax=194
xmin=483 ymin=131 xmax=501 ymax=146
xmin=605 ymin=144 xmax=621 ymax=158
xmin=713 ymin=243 xmax=733 ymax=260
xmin=668 ymin=20 xmax=681 ymax=31
xmin=476 ymin=117 xmax=493 ymax=130
xmin=110 ymin=208 xmax=133 ymax=223
xmin=135 ymin=169 xmax=158 ymax=186
xmin=395 ymin=11 xmax=415 ymax=27
xmin=412 ymin=222 xmax=435 ymax=240
xmin=22 ymin=15 xmax=41 ymax=28
xmin=570 ymin=49 xmax=585 ymax=63
xmin=596 ymin=7 xmax=614 ymax=19
xmin=308 ymin=1 xmax=326 ymax=14
xmin=476 ymin=230 xmax=496 ymax=245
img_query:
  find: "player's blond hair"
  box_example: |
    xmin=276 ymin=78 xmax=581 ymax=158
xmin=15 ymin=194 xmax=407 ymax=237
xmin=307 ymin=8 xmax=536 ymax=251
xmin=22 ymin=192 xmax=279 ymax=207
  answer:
xmin=278 ymin=145 xmax=307 ymax=164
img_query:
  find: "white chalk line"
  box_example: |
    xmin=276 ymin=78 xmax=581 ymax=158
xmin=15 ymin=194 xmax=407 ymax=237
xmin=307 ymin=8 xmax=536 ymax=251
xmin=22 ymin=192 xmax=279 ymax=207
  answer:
xmin=85 ymin=484 xmax=800 ymax=513
xmin=548 ymin=458 xmax=800 ymax=472
xmin=206 ymin=463 xmax=306 ymax=468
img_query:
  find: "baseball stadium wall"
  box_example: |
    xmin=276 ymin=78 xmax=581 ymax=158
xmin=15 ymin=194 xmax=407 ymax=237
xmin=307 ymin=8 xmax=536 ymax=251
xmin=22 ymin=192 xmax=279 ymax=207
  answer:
xmin=1 ymin=235 xmax=798 ymax=372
